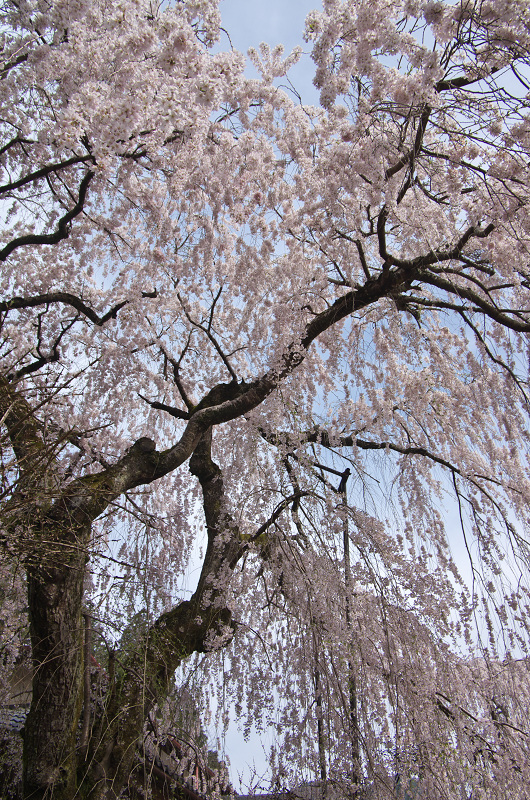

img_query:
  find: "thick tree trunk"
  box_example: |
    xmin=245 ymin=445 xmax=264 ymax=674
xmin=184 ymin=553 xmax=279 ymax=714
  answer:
xmin=23 ymin=528 xmax=88 ymax=800
xmin=1 ymin=374 xmax=243 ymax=800
xmin=78 ymin=430 xmax=242 ymax=800
xmin=0 ymin=378 xmax=87 ymax=798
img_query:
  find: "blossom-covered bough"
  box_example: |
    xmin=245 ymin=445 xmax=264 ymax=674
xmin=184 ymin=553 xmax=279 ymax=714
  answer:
xmin=1 ymin=0 xmax=530 ymax=798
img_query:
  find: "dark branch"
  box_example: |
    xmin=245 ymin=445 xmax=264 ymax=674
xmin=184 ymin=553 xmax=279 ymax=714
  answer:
xmin=0 ymin=170 xmax=95 ymax=261
xmin=0 ymin=154 xmax=94 ymax=195
xmin=138 ymin=393 xmax=189 ymax=420
xmin=246 ymin=492 xmax=310 ymax=543
xmin=434 ymin=67 xmax=501 ymax=93
xmin=0 ymin=289 xmax=157 ymax=326
xmin=420 ymin=271 xmax=530 ymax=332
xmin=385 ymin=106 xmax=431 ymax=182
xmin=0 ymin=52 xmax=28 ymax=78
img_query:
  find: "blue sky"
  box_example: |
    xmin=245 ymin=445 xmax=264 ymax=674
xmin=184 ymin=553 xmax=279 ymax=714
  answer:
xmin=218 ymin=0 xmax=320 ymax=104
xmin=219 ymin=0 xmax=315 ymax=56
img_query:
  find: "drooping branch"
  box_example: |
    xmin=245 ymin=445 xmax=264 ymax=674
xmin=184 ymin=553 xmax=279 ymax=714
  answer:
xmin=0 ymin=153 xmax=94 ymax=195
xmin=0 ymin=288 xmax=157 ymax=326
xmin=259 ymin=424 xmax=461 ymax=477
xmin=418 ymin=270 xmax=530 ymax=332
xmin=456 ymin=309 xmax=530 ymax=405
xmin=0 ymin=169 xmax=94 ymax=261
xmin=47 ymin=248 xmax=528 ymax=535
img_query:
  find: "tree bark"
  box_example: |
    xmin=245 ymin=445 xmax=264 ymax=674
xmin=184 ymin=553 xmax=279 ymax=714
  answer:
xmin=23 ymin=527 xmax=88 ymax=800
xmin=2 ymin=378 xmax=253 ymax=799
xmin=80 ymin=429 xmax=243 ymax=800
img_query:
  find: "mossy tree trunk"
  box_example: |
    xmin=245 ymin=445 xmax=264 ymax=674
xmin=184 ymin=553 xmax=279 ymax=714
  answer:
xmin=24 ymin=539 xmax=87 ymax=800
xmin=0 ymin=377 xmax=243 ymax=800
xmin=1 ymin=369 xmax=281 ymax=799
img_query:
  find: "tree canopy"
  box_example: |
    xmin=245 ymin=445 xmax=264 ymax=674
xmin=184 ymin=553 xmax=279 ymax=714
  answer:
xmin=1 ymin=0 xmax=530 ymax=798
